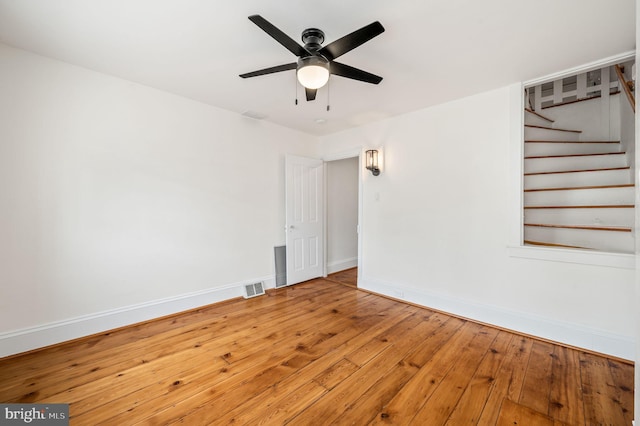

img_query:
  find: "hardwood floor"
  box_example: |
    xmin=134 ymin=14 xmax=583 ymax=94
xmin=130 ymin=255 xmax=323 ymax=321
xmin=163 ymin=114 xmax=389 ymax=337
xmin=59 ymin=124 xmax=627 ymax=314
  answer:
xmin=0 ymin=277 xmax=633 ymax=425
xmin=327 ymin=267 xmax=358 ymax=288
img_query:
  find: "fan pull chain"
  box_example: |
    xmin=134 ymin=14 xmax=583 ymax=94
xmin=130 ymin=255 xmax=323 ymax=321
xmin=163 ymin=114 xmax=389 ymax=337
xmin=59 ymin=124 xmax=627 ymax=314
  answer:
xmin=295 ymin=72 xmax=298 ymax=105
xmin=326 ymin=76 xmax=331 ymax=112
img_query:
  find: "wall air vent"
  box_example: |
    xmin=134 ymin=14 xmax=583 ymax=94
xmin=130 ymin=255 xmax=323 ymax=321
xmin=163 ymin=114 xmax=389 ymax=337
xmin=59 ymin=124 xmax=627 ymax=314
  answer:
xmin=274 ymin=246 xmax=287 ymax=287
xmin=241 ymin=110 xmax=267 ymax=120
xmin=243 ymin=282 xmax=266 ymax=299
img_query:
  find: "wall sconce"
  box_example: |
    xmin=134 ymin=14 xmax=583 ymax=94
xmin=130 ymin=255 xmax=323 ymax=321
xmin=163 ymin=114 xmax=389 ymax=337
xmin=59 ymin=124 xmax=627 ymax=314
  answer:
xmin=365 ymin=149 xmax=380 ymax=176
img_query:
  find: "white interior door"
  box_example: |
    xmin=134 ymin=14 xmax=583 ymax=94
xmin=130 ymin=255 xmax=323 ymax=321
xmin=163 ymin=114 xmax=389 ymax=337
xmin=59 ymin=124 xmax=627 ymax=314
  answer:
xmin=285 ymin=155 xmax=324 ymax=285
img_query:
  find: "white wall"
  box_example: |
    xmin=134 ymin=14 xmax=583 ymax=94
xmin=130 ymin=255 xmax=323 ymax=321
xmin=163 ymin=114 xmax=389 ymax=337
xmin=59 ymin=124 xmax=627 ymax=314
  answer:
xmin=0 ymin=44 xmax=319 ymax=356
xmin=0 ymin=42 xmax=635 ymax=362
xmin=539 ymin=93 xmax=621 ymax=141
xmin=320 ymin=85 xmax=635 ymax=360
xmin=326 ymin=157 xmax=359 ymax=273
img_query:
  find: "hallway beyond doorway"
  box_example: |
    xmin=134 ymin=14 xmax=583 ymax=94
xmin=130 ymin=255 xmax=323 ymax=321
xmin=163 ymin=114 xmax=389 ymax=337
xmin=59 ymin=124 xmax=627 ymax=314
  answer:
xmin=327 ymin=267 xmax=357 ymax=288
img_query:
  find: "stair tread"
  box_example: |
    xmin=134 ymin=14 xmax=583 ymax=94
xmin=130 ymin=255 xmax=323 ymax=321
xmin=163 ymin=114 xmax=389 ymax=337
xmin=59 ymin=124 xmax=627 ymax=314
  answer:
xmin=525 ymin=140 xmax=620 ymax=143
xmin=523 ymin=92 xmax=631 ymax=253
xmin=524 ymin=240 xmax=591 ymax=250
xmin=524 ymin=204 xmax=634 ymax=209
xmin=525 ymin=152 xmax=625 ymax=159
xmin=524 ymin=108 xmax=555 ymax=123
xmin=524 ymin=166 xmax=630 ymax=176
xmin=525 ymin=124 xmax=581 ymax=133
xmin=525 ymin=184 xmax=635 ymax=192
xmin=524 ymin=223 xmax=632 ymax=232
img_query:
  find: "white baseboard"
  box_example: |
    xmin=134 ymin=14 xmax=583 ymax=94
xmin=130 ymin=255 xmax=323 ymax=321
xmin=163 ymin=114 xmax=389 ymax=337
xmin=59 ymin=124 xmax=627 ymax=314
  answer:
xmin=0 ymin=275 xmax=275 ymax=358
xmin=327 ymin=257 xmax=358 ymax=274
xmin=359 ymin=277 xmax=634 ymax=361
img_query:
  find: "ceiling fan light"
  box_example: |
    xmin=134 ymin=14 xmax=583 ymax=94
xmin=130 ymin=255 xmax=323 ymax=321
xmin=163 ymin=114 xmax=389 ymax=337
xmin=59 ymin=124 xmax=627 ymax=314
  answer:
xmin=297 ymin=57 xmax=330 ymax=89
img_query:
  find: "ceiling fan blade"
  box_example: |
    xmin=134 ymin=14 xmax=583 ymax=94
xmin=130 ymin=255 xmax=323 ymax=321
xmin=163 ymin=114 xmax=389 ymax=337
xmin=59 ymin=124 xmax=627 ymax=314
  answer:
xmin=305 ymin=88 xmax=317 ymax=101
xmin=319 ymin=21 xmax=385 ymax=61
xmin=330 ymin=62 xmax=383 ymax=84
xmin=248 ymin=15 xmax=310 ymax=57
xmin=239 ymin=63 xmax=297 ymax=79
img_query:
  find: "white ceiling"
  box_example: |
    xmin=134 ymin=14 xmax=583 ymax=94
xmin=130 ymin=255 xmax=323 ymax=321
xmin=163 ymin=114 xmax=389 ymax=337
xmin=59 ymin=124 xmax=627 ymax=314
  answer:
xmin=0 ymin=0 xmax=635 ymax=136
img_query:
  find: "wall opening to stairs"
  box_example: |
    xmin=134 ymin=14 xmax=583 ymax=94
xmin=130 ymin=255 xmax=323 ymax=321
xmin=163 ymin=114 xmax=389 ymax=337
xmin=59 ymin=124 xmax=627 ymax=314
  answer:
xmin=522 ymin=56 xmax=636 ymax=255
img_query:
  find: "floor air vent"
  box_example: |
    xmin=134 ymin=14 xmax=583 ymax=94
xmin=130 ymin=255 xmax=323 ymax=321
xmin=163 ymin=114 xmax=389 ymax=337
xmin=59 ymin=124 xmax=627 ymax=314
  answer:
xmin=243 ymin=282 xmax=266 ymax=299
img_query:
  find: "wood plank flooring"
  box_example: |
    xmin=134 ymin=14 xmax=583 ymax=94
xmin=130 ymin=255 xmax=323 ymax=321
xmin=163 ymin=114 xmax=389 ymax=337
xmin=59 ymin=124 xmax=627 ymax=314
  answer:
xmin=0 ymin=275 xmax=633 ymax=425
xmin=326 ymin=267 xmax=358 ymax=288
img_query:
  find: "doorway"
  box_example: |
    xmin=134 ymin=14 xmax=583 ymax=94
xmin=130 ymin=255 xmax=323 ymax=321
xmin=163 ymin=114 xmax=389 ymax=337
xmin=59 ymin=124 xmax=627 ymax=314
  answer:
xmin=325 ymin=156 xmax=359 ymax=286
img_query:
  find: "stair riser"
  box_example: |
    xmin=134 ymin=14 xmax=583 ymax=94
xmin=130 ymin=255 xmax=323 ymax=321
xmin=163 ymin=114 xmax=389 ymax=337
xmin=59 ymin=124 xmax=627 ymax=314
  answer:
xmin=524 ymin=186 xmax=635 ymax=206
xmin=524 ymin=208 xmax=634 ymax=227
xmin=524 ymin=169 xmax=632 ymax=190
xmin=524 ymin=142 xmax=621 ymax=157
xmin=524 ymin=127 xmax=580 ymax=141
xmin=524 ymin=154 xmax=627 ymax=174
xmin=524 ymin=226 xmax=634 ymax=253
xmin=525 ymin=111 xmax=554 ymax=127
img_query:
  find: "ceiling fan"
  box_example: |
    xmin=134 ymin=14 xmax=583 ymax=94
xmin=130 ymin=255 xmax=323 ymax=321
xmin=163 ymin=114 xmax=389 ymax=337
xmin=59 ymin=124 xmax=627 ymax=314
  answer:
xmin=239 ymin=15 xmax=385 ymax=101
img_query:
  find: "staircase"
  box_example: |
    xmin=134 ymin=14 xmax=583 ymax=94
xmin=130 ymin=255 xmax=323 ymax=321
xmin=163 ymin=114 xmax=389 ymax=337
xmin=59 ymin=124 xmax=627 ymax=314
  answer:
xmin=523 ymin=108 xmax=635 ymax=253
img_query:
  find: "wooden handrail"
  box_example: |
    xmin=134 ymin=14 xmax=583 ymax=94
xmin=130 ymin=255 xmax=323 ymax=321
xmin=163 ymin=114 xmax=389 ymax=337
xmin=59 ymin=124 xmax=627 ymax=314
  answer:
xmin=614 ymin=64 xmax=635 ymax=113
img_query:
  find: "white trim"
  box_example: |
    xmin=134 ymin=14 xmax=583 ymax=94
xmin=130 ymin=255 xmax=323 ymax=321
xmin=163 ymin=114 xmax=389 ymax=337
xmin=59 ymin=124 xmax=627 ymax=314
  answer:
xmin=323 ymin=148 xmax=363 ymax=286
xmin=323 ymin=161 xmax=329 ymax=278
xmin=360 ymin=277 xmax=634 ymax=360
xmin=326 ymin=257 xmax=358 ymax=274
xmin=508 ymin=83 xmax=525 ymax=247
xmin=508 ymin=245 xmax=635 ymax=269
xmin=323 ymin=148 xmax=362 ymax=163
xmin=524 ymin=50 xmax=635 ymax=87
xmin=357 ymin=151 xmax=364 ymax=286
xmin=0 ymin=275 xmax=275 ymax=358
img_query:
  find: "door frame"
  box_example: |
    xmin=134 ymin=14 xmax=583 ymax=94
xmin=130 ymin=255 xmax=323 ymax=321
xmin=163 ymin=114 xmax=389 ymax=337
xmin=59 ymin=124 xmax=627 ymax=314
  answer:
xmin=322 ymin=148 xmax=363 ymax=285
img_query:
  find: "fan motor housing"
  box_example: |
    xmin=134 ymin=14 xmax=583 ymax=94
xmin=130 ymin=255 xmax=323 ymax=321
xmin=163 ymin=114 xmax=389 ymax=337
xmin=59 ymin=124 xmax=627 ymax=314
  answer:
xmin=301 ymin=28 xmax=324 ymax=51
